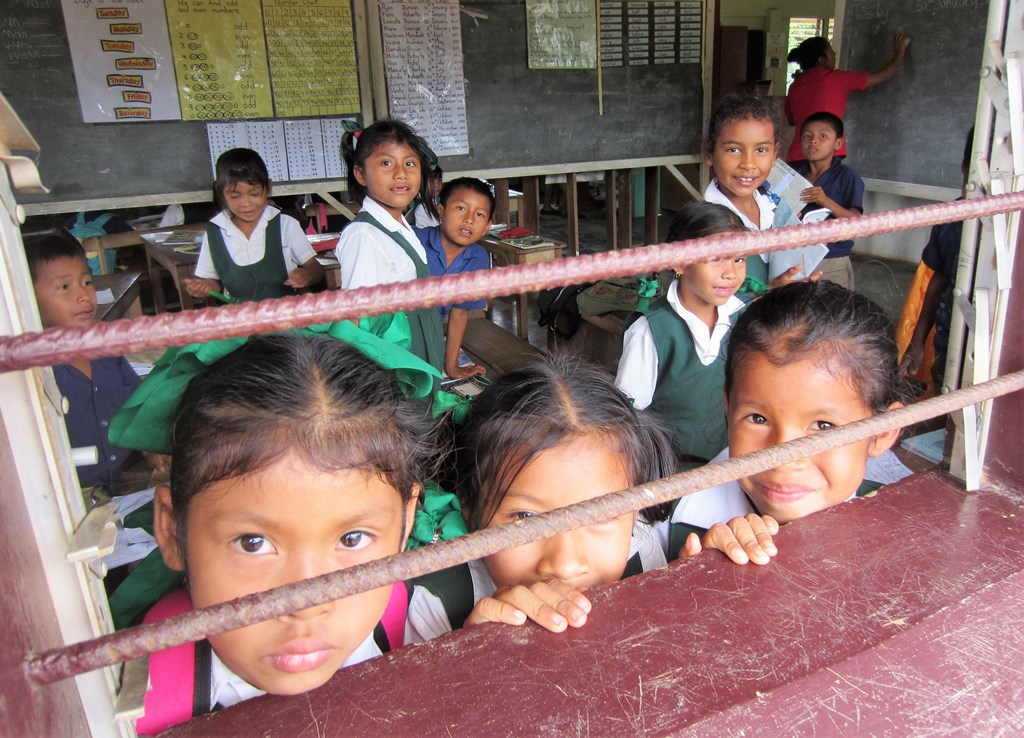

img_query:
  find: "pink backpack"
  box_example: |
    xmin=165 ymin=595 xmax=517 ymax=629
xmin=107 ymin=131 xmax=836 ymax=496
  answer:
xmin=136 ymin=583 xmax=409 ymax=735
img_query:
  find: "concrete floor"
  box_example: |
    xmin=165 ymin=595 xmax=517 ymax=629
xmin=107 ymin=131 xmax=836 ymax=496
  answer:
xmin=489 ymin=209 xmax=918 ymax=354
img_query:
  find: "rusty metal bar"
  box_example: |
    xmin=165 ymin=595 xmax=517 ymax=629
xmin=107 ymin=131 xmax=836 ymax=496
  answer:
xmin=2 ymin=192 xmax=1023 ymax=373
xmin=24 ymin=368 xmax=1024 ymax=685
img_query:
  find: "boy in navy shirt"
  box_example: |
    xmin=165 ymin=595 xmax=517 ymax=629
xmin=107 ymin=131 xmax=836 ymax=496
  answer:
xmin=414 ymin=177 xmax=493 ymax=378
xmin=25 ymin=231 xmax=166 ymax=498
xmin=793 ymin=111 xmax=865 ymax=289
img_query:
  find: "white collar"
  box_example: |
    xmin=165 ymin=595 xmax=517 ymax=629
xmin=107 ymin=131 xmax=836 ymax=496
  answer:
xmin=669 ymin=448 xmax=754 ymax=529
xmin=703 ymin=180 xmax=775 ymax=232
xmin=211 ymin=204 xmax=280 ymax=234
xmin=666 ymin=278 xmax=745 ymax=326
xmin=362 ymin=196 xmax=417 ymax=239
xmin=209 ymin=651 xmax=265 ymax=710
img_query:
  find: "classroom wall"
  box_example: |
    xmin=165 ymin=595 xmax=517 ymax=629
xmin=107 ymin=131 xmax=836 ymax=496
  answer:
xmin=856 ymin=191 xmax=953 ymax=263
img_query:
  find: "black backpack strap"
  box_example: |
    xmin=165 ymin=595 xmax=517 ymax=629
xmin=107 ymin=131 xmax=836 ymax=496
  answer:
xmin=192 ymin=639 xmax=214 ymax=716
xmin=409 ymin=563 xmax=476 ymax=629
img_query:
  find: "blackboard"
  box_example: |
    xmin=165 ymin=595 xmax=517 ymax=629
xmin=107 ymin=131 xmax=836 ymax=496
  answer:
xmin=443 ymin=1 xmax=703 ymax=171
xmin=1 ymin=0 xmax=218 ymax=208
xmin=2 ymin=0 xmax=703 ymax=210
xmin=840 ymin=0 xmax=989 ymax=188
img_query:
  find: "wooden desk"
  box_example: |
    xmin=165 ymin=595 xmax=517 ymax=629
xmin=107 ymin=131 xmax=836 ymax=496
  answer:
xmin=82 ymin=222 xmax=205 ymax=275
xmin=142 ymin=238 xmax=200 ymax=313
xmin=93 ymin=272 xmax=142 ymax=322
xmin=461 ymin=317 xmax=542 ymax=376
xmin=481 ymin=235 xmax=564 ymax=339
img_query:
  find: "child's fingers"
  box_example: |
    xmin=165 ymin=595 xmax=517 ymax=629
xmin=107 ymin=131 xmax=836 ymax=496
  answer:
xmin=704 ymin=522 xmax=750 ymax=565
xmin=465 ymin=597 xmax=528 ymax=628
xmin=494 ymin=581 xmax=590 ymax=632
xmin=677 ymin=531 xmax=703 ymax=559
xmin=744 ymin=514 xmax=779 ymax=558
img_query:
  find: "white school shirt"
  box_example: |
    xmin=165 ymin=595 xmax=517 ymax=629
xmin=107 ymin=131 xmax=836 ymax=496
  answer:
xmin=412 ymin=202 xmax=440 ymax=228
xmin=194 ymin=205 xmax=313 ymax=280
xmin=405 ymin=520 xmax=668 ymax=645
xmin=615 ymin=280 xmax=745 ymax=410
xmin=703 ymin=179 xmax=776 ymax=231
xmin=335 ymin=197 xmax=427 ymax=289
xmin=209 ymin=632 xmax=384 ymax=709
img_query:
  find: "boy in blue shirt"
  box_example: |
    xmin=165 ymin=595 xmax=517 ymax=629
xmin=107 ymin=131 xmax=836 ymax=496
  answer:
xmin=24 ymin=230 xmax=166 ymax=498
xmin=414 ymin=177 xmax=493 ymax=379
xmin=793 ymin=111 xmax=865 ymax=290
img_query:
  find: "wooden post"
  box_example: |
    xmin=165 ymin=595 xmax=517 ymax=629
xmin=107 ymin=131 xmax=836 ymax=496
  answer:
xmin=564 ymin=172 xmax=580 ymax=257
xmin=605 ymin=170 xmax=618 ymax=250
xmin=645 ymin=166 xmax=659 ymax=245
xmin=492 ymin=178 xmax=511 ymax=226
xmin=616 ymin=169 xmax=632 ymax=249
xmin=521 ymin=176 xmax=541 ymax=233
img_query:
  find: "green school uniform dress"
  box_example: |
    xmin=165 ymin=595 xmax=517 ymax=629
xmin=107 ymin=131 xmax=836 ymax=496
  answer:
xmin=626 ymin=294 xmax=748 ymax=464
xmin=353 ymin=210 xmax=446 ymax=373
xmin=205 ymin=215 xmax=297 ymax=302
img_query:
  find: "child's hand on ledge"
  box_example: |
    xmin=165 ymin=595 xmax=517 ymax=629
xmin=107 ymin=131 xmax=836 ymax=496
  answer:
xmin=465 ymin=579 xmax=592 ymax=633
xmin=679 ymin=514 xmax=779 ymax=565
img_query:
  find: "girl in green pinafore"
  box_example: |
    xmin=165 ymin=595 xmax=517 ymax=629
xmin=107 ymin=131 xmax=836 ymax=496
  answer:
xmin=615 ymin=202 xmax=751 ymax=467
xmin=334 ymin=120 xmax=445 ymax=372
xmin=186 ymin=148 xmax=323 ymax=303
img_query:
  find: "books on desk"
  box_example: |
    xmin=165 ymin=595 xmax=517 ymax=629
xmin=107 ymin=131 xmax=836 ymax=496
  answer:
xmin=501 ymin=235 xmax=558 ymax=250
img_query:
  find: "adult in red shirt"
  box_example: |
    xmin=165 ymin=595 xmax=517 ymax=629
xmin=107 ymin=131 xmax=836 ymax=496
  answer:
xmin=785 ymin=32 xmax=909 ymax=162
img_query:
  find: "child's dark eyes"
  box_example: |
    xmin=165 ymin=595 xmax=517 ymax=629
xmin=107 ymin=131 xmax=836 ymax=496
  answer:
xmin=746 ymin=413 xmax=768 ymax=425
xmin=234 ymin=534 xmax=273 ymax=555
xmin=339 ymin=531 xmax=372 ymax=550
xmin=812 ymin=420 xmax=836 ymax=431
xmin=510 ymin=511 xmax=537 ymax=521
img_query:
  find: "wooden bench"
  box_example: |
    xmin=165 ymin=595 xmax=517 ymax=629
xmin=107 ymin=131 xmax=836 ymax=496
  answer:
xmin=462 ymin=317 xmax=542 ymax=376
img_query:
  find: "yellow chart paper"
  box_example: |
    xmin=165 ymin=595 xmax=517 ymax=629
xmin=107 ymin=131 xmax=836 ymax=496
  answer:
xmin=264 ymin=0 xmax=360 ymax=117
xmin=167 ymin=0 xmax=273 ymax=120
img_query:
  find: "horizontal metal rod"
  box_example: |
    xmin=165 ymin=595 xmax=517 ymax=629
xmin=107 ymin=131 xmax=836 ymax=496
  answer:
xmin=24 ymin=368 xmax=1024 ymax=685
xmin=2 ymin=192 xmax=1022 ymax=374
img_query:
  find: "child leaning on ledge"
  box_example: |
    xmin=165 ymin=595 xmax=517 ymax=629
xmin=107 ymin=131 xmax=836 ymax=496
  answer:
xmin=24 ymin=230 xmax=167 ymax=497
xmin=414 ymin=176 xmax=494 ymax=379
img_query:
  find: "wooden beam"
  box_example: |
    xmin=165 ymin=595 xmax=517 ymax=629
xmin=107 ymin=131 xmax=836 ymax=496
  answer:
xmin=644 ymin=166 xmax=659 ymax=245
xmin=564 ymin=172 xmax=580 ymax=257
xmin=616 ymin=169 xmax=632 ymax=249
xmin=520 ymin=176 xmax=540 ymax=233
xmin=491 ymin=178 xmax=510 ymax=226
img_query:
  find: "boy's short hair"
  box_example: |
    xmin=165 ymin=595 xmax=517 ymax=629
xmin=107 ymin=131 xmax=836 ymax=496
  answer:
xmin=23 ymin=229 xmax=88 ymax=282
xmin=801 ymin=111 xmax=844 ymax=138
xmin=438 ymin=177 xmax=496 ymax=218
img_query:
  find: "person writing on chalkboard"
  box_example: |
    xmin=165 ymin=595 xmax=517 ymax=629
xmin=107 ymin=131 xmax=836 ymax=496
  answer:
xmin=335 ymin=119 xmax=445 ymax=372
xmin=784 ymin=32 xmax=909 ymax=163
xmin=185 ymin=148 xmax=323 ymax=303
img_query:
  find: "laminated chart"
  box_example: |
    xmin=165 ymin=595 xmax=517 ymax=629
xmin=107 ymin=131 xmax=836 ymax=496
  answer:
xmin=167 ymin=0 xmax=273 ymax=120
xmin=264 ymin=0 xmax=360 ymax=117
xmin=600 ymin=0 xmax=703 ymax=68
xmin=61 ymin=0 xmax=181 ymax=122
xmin=207 ymin=117 xmax=353 ymax=182
xmin=380 ymin=0 xmax=469 ymax=156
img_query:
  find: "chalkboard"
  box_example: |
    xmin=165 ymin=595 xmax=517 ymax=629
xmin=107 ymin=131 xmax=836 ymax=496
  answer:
xmin=442 ymin=1 xmax=703 ymax=171
xmin=840 ymin=0 xmax=988 ymax=188
xmin=2 ymin=0 xmax=702 ymax=210
xmin=1 ymin=0 xmax=219 ymax=208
